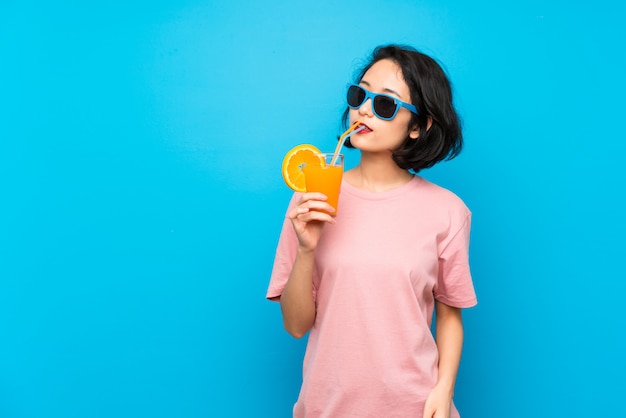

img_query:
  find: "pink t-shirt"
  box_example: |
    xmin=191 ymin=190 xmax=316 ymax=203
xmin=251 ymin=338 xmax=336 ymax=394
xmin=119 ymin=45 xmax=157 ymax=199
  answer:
xmin=267 ymin=176 xmax=477 ymax=418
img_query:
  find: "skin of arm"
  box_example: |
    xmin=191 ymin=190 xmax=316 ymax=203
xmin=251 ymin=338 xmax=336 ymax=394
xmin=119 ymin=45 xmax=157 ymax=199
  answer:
xmin=279 ymin=246 xmax=317 ymax=338
xmin=423 ymin=300 xmax=464 ymax=418
xmin=279 ymin=192 xmax=335 ymax=339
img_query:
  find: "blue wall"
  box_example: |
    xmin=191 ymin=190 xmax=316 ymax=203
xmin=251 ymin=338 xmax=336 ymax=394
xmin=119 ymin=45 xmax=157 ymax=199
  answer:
xmin=1 ymin=1 xmax=625 ymax=417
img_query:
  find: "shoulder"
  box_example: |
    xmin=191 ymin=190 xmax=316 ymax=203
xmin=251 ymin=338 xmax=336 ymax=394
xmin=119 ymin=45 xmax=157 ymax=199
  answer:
xmin=414 ymin=177 xmax=470 ymax=215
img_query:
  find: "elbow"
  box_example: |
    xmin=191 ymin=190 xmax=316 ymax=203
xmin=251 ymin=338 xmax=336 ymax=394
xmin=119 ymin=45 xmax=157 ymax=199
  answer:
xmin=287 ymin=329 xmax=308 ymax=339
xmin=280 ymin=297 xmax=315 ymax=339
xmin=283 ymin=320 xmax=313 ymax=339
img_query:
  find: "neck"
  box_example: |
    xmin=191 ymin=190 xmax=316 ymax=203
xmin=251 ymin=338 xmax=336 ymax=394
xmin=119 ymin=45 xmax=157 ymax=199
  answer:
xmin=345 ymin=151 xmax=414 ymax=193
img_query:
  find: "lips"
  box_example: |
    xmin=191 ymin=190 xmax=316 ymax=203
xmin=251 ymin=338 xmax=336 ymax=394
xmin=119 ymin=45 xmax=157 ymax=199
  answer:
xmin=356 ymin=122 xmax=372 ymax=133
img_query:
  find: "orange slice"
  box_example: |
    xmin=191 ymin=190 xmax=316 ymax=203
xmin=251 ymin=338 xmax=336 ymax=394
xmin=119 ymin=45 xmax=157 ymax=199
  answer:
xmin=281 ymin=144 xmax=325 ymax=192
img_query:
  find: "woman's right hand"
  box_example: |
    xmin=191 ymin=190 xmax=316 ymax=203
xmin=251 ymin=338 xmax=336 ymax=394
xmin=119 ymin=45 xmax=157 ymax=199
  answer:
xmin=287 ymin=192 xmax=336 ymax=251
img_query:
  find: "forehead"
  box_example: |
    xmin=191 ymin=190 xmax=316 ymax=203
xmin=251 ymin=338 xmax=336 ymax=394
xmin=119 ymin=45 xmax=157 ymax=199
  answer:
xmin=361 ymin=59 xmax=409 ymax=96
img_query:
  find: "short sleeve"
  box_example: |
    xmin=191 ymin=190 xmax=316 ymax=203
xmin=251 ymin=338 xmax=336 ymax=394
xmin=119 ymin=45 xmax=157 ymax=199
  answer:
xmin=266 ymin=194 xmax=299 ymax=301
xmin=434 ymin=212 xmax=477 ymax=308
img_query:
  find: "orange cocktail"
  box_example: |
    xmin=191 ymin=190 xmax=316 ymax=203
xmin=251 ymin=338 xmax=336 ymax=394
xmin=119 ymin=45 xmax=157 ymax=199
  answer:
xmin=281 ymin=123 xmax=361 ymax=213
xmin=303 ymin=153 xmax=344 ymax=215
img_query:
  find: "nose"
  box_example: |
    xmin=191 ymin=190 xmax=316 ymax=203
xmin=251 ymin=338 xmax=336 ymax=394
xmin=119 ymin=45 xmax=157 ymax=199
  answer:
xmin=358 ymin=97 xmax=374 ymax=118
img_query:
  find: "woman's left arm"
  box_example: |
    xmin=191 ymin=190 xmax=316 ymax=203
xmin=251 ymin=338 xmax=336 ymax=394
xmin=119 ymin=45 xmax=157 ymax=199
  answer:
xmin=422 ymin=300 xmax=464 ymax=418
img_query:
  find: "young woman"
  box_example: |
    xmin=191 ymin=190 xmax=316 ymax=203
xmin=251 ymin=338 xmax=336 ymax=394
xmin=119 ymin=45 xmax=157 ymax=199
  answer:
xmin=267 ymin=45 xmax=477 ymax=418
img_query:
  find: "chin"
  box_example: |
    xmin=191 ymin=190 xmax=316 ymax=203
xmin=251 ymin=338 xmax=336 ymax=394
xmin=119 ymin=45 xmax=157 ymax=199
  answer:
xmin=348 ymin=137 xmax=369 ymax=150
xmin=350 ymin=138 xmax=384 ymax=153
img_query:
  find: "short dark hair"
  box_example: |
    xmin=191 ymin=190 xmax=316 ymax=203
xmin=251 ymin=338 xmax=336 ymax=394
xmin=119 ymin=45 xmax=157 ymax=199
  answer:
xmin=342 ymin=45 xmax=463 ymax=173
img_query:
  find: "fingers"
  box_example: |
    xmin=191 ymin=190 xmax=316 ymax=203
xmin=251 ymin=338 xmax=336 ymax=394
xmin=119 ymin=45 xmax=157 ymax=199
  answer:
xmin=288 ymin=193 xmax=336 ymax=221
xmin=293 ymin=208 xmax=336 ymax=225
xmin=289 ymin=205 xmax=335 ymax=224
xmin=422 ymin=403 xmax=435 ymax=418
xmin=299 ymin=192 xmax=331 ymax=209
xmin=287 ymin=193 xmax=336 ymax=251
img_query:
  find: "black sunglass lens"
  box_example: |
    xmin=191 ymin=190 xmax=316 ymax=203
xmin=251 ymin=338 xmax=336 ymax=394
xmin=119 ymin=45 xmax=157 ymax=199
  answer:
xmin=373 ymin=96 xmax=397 ymax=119
xmin=347 ymin=86 xmax=366 ymax=107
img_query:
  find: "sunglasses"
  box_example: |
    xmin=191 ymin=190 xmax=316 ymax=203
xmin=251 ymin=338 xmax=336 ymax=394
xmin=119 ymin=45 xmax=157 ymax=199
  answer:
xmin=346 ymin=84 xmax=418 ymax=120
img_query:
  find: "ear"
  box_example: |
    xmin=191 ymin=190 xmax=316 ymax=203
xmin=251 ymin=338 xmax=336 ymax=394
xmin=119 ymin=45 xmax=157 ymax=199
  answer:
xmin=409 ymin=116 xmax=432 ymax=140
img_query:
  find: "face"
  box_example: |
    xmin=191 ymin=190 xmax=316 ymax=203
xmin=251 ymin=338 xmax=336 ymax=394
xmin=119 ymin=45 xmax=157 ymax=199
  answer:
xmin=349 ymin=59 xmax=420 ymax=153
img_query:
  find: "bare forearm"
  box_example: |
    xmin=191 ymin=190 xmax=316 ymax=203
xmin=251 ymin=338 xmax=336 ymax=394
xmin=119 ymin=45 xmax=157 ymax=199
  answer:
xmin=434 ymin=302 xmax=464 ymax=395
xmin=280 ymin=247 xmax=317 ymax=338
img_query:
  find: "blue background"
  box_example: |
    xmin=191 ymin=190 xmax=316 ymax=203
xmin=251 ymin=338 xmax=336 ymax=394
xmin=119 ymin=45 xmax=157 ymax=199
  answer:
xmin=1 ymin=1 xmax=625 ymax=417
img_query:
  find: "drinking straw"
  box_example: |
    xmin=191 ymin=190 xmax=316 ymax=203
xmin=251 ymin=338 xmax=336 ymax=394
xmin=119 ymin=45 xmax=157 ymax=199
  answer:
xmin=330 ymin=121 xmax=364 ymax=165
